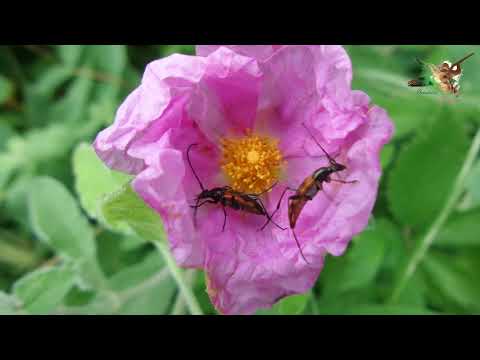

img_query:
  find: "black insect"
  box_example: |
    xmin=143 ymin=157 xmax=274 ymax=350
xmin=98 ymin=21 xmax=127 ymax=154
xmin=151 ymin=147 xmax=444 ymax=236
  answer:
xmin=187 ymin=143 xmax=285 ymax=232
xmin=271 ymin=123 xmax=358 ymax=264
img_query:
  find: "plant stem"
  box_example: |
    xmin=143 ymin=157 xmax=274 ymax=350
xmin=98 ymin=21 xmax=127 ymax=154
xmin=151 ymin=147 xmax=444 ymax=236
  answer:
xmin=119 ymin=268 xmax=169 ymax=303
xmin=171 ymin=269 xmax=197 ymax=315
xmin=154 ymin=242 xmax=203 ymax=315
xmin=389 ymin=127 xmax=480 ymax=303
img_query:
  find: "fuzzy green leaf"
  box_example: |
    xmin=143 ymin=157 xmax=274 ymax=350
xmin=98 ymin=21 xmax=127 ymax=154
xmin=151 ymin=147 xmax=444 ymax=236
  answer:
xmin=72 ymin=142 xmax=131 ymax=219
xmin=0 ymin=74 xmax=13 ymax=104
xmin=101 ymin=184 xmax=166 ymax=242
xmin=256 ymin=292 xmax=311 ymax=315
xmin=0 ymin=291 xmax=20 ymax=315
xmin=388 ymin=114 xmax=468 ymax=229
xmin=320 ymin=219 xmax=391 ymax=297
xmin=13 ymin=263 xmax=76 ymax=314
xmin=422 ymin=252 xmax=480 ymax=313
xmin=28 ymin=176 xmax=95 ymax=260
xmin=435 ymin=209 xmax=480 ymax=247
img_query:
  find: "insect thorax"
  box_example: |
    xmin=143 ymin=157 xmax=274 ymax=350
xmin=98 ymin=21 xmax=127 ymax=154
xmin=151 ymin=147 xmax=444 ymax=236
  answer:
xmin=313 ymin=167 xmax=333 ymax=182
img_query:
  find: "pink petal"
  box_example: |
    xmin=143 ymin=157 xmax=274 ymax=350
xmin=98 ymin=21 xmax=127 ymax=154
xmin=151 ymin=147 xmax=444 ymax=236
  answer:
xmin=93 ymin=54 xmax=207 ymax=174
xmin=188 ymin=47 xmax=263 ymax=143
xmin=200 ymin=200 xmax=326 ymax=315
xmin=196 ymin=45 xmax=282 ymax=62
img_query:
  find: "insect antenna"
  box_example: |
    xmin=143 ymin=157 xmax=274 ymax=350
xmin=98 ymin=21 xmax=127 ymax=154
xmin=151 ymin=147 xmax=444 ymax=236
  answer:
xmin=452 ymin=52 xmax=474 ymax=68
xmin=301 ymin=123 xmax=336 ymax=165
xmin=292 ymin=229 xmax=310 ymax=265
xmin=187 ymin=143 xmax=205 ymax=192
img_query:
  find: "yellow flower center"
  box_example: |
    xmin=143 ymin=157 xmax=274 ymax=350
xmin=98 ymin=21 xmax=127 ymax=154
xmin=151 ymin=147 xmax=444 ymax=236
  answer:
xmin=220 ymin=130 xmax=283 ymax=194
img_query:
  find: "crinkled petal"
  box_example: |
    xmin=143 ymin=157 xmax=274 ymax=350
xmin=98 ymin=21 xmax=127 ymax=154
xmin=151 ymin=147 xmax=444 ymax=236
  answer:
xmin=307 ymin=45 xmax=353 ymax=96
xmin=199 ymin=201 xmax=325 ymax=315
xmin=93 ymin=54 xmax=207 ymax=174
xmin=254 ymin=46 xmax=319 ymax=159
xmin=196 ymin=45 xmax=283 ymax=62
xmin=188 ymin=47 xmax=263 ymax=144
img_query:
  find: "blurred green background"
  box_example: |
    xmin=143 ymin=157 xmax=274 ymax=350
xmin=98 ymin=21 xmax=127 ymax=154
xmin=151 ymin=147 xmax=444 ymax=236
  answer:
xmin=1 ymin=45 xmax=479 ymax=315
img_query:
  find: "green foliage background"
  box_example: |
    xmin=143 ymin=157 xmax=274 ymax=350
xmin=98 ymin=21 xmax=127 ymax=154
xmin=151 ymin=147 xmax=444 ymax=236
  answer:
xmin=1 ymin=45 xmax=479 ymax=315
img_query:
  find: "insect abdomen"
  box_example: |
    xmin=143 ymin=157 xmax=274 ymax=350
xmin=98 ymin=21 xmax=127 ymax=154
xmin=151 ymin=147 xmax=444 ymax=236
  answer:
xmin=299 ymin=176 xmax=319 ymax=199
xmin=223 ymin=193 xmax=264 ymax=215
xmin=288 ymin=197 xmax=308 ymax=228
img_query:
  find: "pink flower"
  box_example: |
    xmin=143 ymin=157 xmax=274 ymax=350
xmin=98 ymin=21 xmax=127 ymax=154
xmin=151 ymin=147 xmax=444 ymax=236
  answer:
xmin=93 ymin=45 xmax=394 ymax=315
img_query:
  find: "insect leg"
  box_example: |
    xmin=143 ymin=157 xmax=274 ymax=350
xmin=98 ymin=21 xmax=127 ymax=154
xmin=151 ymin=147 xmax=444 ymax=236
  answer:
xmin=252 ymin=181 xmax=278 ymax=197
xmin=190 ymin=200 xmax=217 ymax=228
xmin=192 ymin=198 xmax=200 ymax=228
xmin=292 ymin=229 xmax=310 ymax=265
xmin=258 ymin=187 xmax=297 ymax=231
xmin=257 ymin=198 xmax=287 ymax=231
xmin=221 ymin=205 xmax=227 ymax=232
xmin=190 ymin=200 xmax=217 ymax=209
xmin=289 ymin=189 xmax=315 ymax=203
xmin=330 ymin=178 xmax=358 ymax=184
xmin=274 ymin=187 xmax=297 ymax=213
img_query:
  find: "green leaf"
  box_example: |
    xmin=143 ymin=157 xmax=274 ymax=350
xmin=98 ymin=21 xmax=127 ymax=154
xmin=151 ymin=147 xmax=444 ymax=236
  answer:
xmin=76 ymin=258 xmax=109 ymax=291
xmin=0 ymin=74 xmax=13 ymax=104
xmin=28 ymin=65 xmax=72 ymax=97
xmin=85 ymin=46 xmax=127 ymax=103
xmin=278 ymin=293 xmax=310 ymax=315
xmin=388 ymin=114 xmax=469 ymax=230
xmin=3 ymin=174 xmax=34 ymax=230
xmin=0 ymin=291 xmax=20 ymax=315
xmin=120 ymin=234 xmax=148 ymax=252
xmin=108 ymin=251 xmax=177 ymax=314
xmin=2 ymin=123 xmax=81 ymax=173
xmin=0 ymin=230 xmax=41 ymax=273
xmin=24 ymin=68 xmax=93 ymax=127
xmin=317 ymin=303 xmax=436 ymax=315
xmin=316 ymin=287 xmax=377 ymax=313
xmin=0 ymin=123 xmax=14 ymax=152
xmin=255 ymin=293 xmax=311 ymax=315
xmin=422 ymin=252 xmax=480 ymax=313
xmin=48 ymin=76 xmax=94 ymax=125
xmin=380 ymin=143 xmax=394 ymax=169
xmin=85 ymin=45 xmax=127 ymax=76
xmin=13 ymin=263 xmax=76 ymax=314
xmin=72 ymin=142 xmax=131 ymax=219
xmin=320 ymin=219 xmax=389 ymax=297
xmin=107 ymin=252 xmax=164 ymax=291
xmin=59 ymin=292 xmax=120 ymax=315
xmin=117 ymin=276 xmax=175 ymax=315
xmin=435 ymin=209 xmax=480 ymax=247
xmin=57 ymin=45 xmax=84 ymax=68
xmin=63 ymin=252 xmax=174 ymax=315
xmin=63 ymin=286 xmax=96 ymax=307
xmin=159 ymin=45 xmax=195 ymax=57
xmin=393 ymin=271 xmax=427 ymax=308
xmin=380 ymin=219 xmax=405 ymax=272
xmin=96 ymin=230 xmax=147 ymax=277
xmin=101 ymin=184 xmax=166 ymax=242
xmin=28 ymin=176 xmax=95 ymax=260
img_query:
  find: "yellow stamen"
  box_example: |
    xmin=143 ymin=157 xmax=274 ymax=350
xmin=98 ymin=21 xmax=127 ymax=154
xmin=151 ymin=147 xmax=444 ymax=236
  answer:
xmin=220 ymin=130 xmax=284 ymax=194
